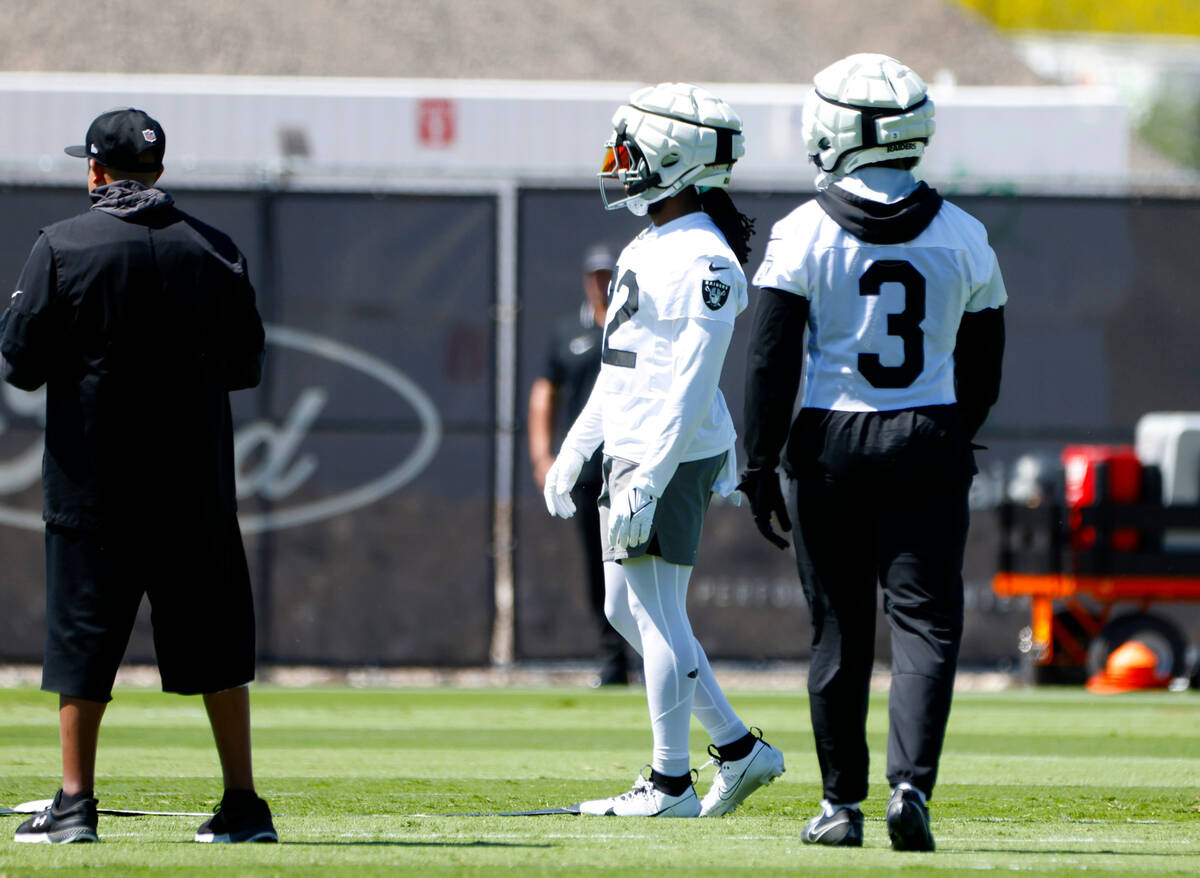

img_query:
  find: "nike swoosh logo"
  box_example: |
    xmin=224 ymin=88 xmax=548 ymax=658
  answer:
xmin=708 ymin=263 xmax=724 ymax=272
xmin=808 ymin=819 xmax=844 ymax=840
xmin=10 ymin=290 xmax=22 ymax=300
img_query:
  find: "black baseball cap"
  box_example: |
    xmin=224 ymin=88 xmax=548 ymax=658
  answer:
xmin=64 ymin=108 xmax=165 ymax=172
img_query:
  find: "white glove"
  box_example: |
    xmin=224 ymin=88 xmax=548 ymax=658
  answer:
xmin=543 ymin=448 xmax=587 ymax=518
xmin=608 ymin=486 xmax=658 ymax=549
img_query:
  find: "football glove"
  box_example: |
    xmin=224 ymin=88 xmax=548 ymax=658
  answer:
xmin=737 ymin=467 xmax=792 ymax=550
xmin=543 ymin=448 xmax=587 ymax=518
xmin=608 ymin=486 xmax=658 ymax=549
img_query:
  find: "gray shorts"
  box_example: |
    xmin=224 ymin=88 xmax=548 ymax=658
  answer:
xmin=599 ymin=453 xmax=726 ymax=566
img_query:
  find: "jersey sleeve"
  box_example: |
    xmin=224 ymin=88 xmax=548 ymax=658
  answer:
xmin=1 ymin=234 xmax=64 ymax=391
xmin=559 ymin=368 xmax=606 ymax=460
xmin=960 ymin=215 xmax=1008 ymax=311
xmin=965 ymin=248 xmax=1008 ymax=313
xmin=751 ymin=218 xmax=813 ymax=299
xmin=656 ymin=254 xmax=746 ymax=325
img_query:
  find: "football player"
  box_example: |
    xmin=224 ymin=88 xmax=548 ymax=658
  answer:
xmin=544 ymin=82 xmax=785 ymax=817
xmin=740 ymin=54 xmax=1006 ymax=850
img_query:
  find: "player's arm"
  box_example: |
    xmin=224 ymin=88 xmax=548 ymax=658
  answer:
xmin=544 ymin=370 xmax=605 ymax=518
xmin=955 ymin=250 xmax=1008 ymax=441
xmin=528 ymin=377 xmax=559 ymax=491
xmin=222 ymin=259 xmax=265 ymax=392
xmin=607 ymin=314 xmax=732 ymax=549
xmin=739 ymin=287 xmax=808 ymax=549
xmin=1 ymin=234 xmax=62 ymax=392
xmin=954 ymin=305 xmax=1005 ymax=441
xmin=743 ymin=287 xmax=808 ymax=471
xmin=558 ymin=372 xmax=605 ymax=464
xmin=628 ymin=314 xmax=733 ymax=497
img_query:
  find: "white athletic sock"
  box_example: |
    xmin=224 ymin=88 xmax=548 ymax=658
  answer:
xmin=620 ymin=556 xmax=697 ymax=778
xmin=603 ymin=560 xmax=747 ymax=750
xmin=822 ymin=799 xmax=862 ymax=815
xmin=603 ymin=561 xmax=642 ymax=651
xmin=690 ymin=641 xmax=747 ymax=748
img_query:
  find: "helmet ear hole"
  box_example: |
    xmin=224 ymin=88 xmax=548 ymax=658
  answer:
xmin=661 ymin=153 xmax=680 ymax=167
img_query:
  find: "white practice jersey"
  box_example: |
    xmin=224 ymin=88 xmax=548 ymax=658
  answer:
xmin=752 ymin=188 xmax=1007 ymax=413
xmin=563 ymin=210 xmax=747 ymax=496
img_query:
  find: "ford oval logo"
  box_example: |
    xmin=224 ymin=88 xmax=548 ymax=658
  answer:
xmin=0 ymin=324 xmax=442 ymax=533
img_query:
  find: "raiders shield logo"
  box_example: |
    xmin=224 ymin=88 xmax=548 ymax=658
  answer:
xmin=701 ymin=278 xmax=730 ymax=311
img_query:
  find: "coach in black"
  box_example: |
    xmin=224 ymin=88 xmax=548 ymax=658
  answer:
xmin=1 ymin=108 xmax=276 ymax=844
xmin=528 ymin=244 xmax=629 ymax=686
xmin=741 ymin=56 xmax=1005 ymax=851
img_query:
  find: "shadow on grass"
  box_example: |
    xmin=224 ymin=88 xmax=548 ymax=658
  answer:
xmin=961 ymin=847 xmax=1178 ymax=858
xmin=287 ymin=841 xmax=554 ymax=849
xmin=161 ymin=840 xmax=553 ymax=849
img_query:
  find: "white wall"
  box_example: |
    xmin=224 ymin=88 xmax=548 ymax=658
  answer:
xmin=0 ymin=72 xmax=1127 ymax=193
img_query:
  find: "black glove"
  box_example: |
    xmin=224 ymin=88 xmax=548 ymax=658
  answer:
xmin=737 ymin=467 xmax=792 ymax=550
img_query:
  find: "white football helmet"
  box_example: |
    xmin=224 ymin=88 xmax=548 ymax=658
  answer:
xmin=803 ymin=53 xmax=935 ymax=180
xmin=599 ymin=82 xmax=745 ymax=216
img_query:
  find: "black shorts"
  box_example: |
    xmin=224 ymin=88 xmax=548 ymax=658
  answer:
xmin=42 ymin=516 xmax=256 ymax=702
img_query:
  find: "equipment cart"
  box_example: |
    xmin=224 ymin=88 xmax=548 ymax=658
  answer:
xmin=993 ymin=433 xmax=1200 ymax=685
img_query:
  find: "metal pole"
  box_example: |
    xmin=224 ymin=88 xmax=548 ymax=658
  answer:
xmin=490 ymin=181 xmax=519 ymax=666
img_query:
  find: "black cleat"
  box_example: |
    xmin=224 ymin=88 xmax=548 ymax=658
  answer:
xmin=195 ymin=791 xmax=278 ymax=843
xmin=801 ymin=801 xmax=863 ymax=847
xmin=13 ymin=790 xmax=99 ymax=844
xmin=886 ymin=786 xmax=934 ymax=852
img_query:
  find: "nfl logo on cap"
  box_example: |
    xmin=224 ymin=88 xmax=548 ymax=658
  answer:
xmin=64 ymin=107 xmax=165 ymax=172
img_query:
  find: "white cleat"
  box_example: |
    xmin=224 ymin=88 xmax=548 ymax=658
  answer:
xmin=699 ymin=731 xmax=786 ymax=817
xmin=578 ymin=771 xmax=701 ymax=817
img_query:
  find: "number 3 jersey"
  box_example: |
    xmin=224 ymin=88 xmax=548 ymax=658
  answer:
xmin=752 ymin=172 xmax=1007 ymax=413
xmin=563 ymin=210 xmax=748 ymax=497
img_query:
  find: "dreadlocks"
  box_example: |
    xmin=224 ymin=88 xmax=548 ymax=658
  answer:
xmin=698 ymin=188 xmax=755 ymax=265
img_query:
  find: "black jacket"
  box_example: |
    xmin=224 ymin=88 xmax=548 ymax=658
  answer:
xmin=0 ymin=181 xmax=265 ymax=529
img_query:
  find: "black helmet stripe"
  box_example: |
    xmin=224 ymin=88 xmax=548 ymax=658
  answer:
xmin=814 ymin=92 xmax=929 ymax=153
xmin=714 ymin=127 xmax=734 ymax=165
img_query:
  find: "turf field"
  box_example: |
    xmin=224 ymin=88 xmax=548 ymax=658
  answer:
xmin=1 ymin=682 xmax=1198 ymax=876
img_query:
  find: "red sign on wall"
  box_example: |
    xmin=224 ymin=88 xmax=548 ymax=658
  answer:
xmin=417 ymin=99 xmax=457 ymax=148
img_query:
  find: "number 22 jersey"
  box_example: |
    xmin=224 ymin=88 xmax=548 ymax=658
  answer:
xmin=565 ymin=210 xmax=747 ymax=497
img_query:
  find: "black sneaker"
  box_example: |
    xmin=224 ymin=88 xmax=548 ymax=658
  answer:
xmin=13 ymin=790 xmax=99 ymax=844
xmin=886 ymin=786 xmax=934 ymax=852
xmin=195 ymin=792 xmax=278 ymax=843
xmin=801 ymin=801 xmax=863 ymax=847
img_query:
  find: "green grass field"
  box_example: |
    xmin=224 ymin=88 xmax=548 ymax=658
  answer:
xmin=1 ymin=682 xmax=1198 ymax=876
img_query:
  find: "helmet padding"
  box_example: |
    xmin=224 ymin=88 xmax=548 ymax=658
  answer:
xmin=804 ymin=54 xmax=935 ymax=183
xmin=600 ymin=82 xmax=744 ymax=215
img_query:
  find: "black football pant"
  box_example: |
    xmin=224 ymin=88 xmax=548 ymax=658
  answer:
xmin=786 ymin=410 xmax=971 ymax=804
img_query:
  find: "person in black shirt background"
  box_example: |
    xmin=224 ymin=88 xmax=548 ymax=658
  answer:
xmin=528 ymin=244 xmax=630 ymax=686
xmin=1 ymin=108 xmax=275 ymax=844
